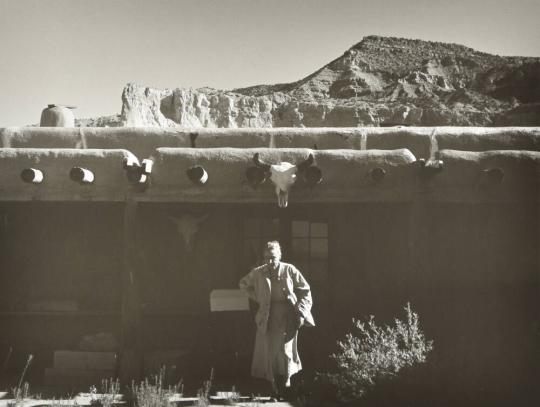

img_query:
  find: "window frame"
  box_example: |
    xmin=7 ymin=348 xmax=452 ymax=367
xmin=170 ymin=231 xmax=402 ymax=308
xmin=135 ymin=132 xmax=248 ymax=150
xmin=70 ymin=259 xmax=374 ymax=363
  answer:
xmin=240 ymin=207 xmax=330 ymax=289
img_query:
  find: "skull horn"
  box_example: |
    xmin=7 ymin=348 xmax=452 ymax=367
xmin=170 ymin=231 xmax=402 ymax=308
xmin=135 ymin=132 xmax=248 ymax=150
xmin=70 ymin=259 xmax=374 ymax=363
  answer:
xmin=296 ymin=153 xmax=314 ymax=172
xmin=253 ymin=153 xmax=271 ymax=171
xmin=246 ymin=166 xmax=268 ymax=188
xmin=304 ymin=166 xmax=323 ymax=186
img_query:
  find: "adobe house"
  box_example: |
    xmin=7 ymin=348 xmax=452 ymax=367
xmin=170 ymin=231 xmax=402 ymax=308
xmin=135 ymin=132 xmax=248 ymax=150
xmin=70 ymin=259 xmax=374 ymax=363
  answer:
xmin=0 ymin=126 xmax=539 ymax=400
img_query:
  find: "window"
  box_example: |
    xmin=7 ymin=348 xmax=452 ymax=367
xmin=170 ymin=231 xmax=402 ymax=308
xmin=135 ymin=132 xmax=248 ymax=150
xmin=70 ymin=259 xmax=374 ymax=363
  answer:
xmin=242 ymin=217 xmax=329 ymax=285
xmin=243 ymin=218 xmax=279 ymax=269
xmin=290 ymin=220 xmax=328 ymax=284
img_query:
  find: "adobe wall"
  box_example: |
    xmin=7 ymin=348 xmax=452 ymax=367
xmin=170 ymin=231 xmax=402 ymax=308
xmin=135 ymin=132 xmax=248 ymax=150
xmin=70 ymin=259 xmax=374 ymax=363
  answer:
xmin=2 ymin=126 xmax=539 ymax=159
xmin=0 ymin=127 xmax=539 ymax=204
xmin=0 ymin=127 xmax=538 ymax=398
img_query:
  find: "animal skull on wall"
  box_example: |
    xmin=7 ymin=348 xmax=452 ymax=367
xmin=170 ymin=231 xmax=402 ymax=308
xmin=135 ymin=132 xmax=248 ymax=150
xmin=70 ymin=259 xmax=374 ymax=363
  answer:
xmin=251 ymin=153 xmax=319 ymax=208
xmin=169 ymin=213 xmax=209 ymax=252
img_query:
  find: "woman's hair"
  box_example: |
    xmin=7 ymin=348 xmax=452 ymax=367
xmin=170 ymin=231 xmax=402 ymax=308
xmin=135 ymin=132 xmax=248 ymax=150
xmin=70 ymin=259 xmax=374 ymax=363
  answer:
xmin=266 ymin=240 xmax=282 ymax=257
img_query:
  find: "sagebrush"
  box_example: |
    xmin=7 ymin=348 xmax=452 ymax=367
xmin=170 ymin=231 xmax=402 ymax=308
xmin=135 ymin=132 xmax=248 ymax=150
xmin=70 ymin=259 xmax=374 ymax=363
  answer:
xmin=328 ymin=303 xmax=433 ymax=402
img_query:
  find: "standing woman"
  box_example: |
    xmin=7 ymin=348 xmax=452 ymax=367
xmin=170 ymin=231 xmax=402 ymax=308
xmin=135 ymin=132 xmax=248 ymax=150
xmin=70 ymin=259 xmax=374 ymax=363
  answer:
xmin=239 ymin=241 xmax=315 ymax=399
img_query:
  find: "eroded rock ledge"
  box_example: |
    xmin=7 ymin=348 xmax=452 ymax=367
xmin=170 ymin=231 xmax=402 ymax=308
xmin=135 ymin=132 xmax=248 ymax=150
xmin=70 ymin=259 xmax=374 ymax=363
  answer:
xmin=80 ymin=36 xmax=540 ymax=128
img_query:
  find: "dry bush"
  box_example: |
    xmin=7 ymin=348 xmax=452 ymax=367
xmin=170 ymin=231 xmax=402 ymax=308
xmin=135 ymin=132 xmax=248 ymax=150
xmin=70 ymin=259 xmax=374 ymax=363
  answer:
xmin=328 ymin=303 xmax=433 ymax=402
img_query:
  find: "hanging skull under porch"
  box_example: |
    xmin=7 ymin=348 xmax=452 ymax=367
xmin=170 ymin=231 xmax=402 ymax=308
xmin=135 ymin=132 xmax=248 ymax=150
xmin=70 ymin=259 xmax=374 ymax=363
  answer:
xmin=250 ymin=153 xmax=320 ymax=208
xmin=169 ymin=213 xmax=209 ymax=251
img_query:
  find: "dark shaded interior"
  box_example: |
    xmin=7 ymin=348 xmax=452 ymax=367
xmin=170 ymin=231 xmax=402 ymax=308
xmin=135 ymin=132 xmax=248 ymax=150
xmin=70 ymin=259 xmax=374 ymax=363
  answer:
xmin=0 ymin=201 xmax=538 ymax=402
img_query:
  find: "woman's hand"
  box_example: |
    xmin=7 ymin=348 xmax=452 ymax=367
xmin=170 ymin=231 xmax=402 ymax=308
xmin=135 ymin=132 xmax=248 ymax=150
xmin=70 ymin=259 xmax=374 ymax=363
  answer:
xmin=295 ymin=311 xmax=305 ymax=330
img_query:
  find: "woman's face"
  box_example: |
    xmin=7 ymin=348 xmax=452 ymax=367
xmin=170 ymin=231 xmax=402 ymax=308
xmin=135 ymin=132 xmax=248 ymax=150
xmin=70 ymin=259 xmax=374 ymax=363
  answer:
xmin=263 ymin=247 xmax=281 ymax=267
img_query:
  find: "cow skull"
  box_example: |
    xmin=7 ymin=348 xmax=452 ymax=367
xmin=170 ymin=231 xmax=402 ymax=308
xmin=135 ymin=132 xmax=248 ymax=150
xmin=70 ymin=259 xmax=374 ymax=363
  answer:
xmin=253 ymin=153 xmax=314 ymax=208
xmin=169 ymin=213 xmax=209 ymax=251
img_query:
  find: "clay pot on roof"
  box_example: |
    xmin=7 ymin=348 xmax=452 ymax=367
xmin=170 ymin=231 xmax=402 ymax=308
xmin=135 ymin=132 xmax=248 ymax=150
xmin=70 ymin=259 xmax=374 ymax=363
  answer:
xmin=39 ymin=104 xmax=76 ymax=127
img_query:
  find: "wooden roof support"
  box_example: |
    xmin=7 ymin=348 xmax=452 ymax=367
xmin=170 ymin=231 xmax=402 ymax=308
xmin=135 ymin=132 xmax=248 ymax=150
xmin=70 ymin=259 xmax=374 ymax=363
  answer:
xmin=423 ymin=150 xmax=540 ymax=203
xmin=0 ymin=148 xmax=139 ymax=201
xmin=1 ymin=146 xmax=539 ymax=203
xmin=146 ymin=148 xmax=417 ymax=203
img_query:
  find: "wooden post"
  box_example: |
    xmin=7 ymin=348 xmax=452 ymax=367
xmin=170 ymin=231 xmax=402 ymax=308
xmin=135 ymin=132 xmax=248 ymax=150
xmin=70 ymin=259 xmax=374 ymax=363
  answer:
xmin=119 ymin=199 xmax=142 ymax=384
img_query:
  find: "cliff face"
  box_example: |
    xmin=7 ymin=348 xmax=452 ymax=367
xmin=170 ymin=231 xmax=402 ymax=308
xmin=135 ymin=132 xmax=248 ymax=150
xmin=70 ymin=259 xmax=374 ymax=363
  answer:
xmin=82 ymin=36 xmax=540 ymax=128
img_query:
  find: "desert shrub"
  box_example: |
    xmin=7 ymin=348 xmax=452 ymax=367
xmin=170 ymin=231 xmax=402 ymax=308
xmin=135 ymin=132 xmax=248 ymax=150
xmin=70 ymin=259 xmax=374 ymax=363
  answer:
xmin=328 ymin=303 xmax=433 ymax=402
xmin=195 ymin=368 xmax=213 ymax=407
xmin=88 ymin=378 xmax=121 ymax=407
xmin=132 ymin=368 xmax=182 ymax=407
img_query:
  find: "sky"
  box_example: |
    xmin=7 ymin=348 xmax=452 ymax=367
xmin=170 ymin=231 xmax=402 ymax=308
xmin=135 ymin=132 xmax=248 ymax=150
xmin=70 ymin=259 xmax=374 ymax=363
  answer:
xmin=0 ymin=0 xmax=539 ymax=127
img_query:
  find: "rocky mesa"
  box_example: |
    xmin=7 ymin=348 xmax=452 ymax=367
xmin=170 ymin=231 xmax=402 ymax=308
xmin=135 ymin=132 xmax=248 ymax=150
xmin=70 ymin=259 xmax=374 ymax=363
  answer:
xmin=81 ymin=36 xmax=540 ymax=128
